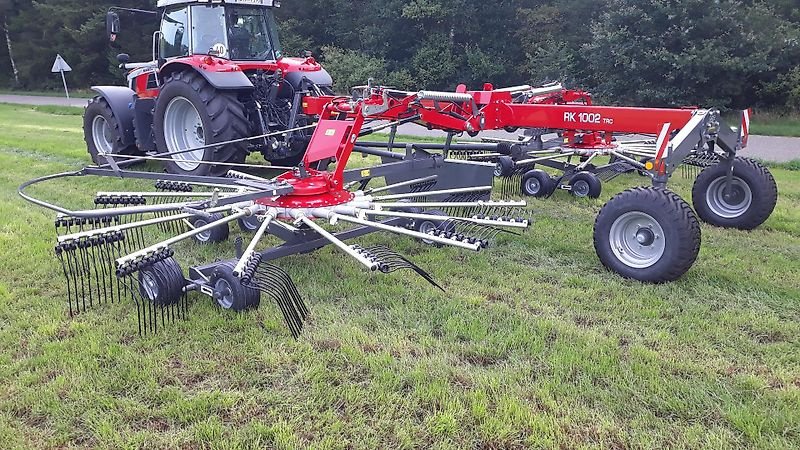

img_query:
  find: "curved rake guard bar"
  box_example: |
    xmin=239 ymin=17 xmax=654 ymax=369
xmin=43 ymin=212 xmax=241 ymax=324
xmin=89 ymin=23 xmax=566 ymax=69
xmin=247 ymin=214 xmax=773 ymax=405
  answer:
xmin=18 ymin=167 xmax=294 ymax=219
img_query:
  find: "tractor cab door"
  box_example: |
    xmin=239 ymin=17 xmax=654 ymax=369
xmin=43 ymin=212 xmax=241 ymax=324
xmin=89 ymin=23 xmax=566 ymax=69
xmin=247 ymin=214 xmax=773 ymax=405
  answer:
xmin=160 ymin=6 xmax=190 ymax=60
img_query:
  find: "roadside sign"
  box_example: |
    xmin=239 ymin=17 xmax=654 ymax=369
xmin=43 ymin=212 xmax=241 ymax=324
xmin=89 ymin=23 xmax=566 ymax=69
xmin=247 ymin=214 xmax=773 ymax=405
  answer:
xmin=51 ymin=54 xmax=73 ymax=73
xmin=51 ymin=54 xmax=72 ymax=99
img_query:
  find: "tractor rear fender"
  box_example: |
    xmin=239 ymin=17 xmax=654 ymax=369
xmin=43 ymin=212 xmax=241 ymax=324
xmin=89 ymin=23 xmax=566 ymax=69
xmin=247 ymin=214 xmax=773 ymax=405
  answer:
xmin=90 ymin=86 xmax=137 ymax=148
xmin=284 ymin=68 xmax=333 ymax=90
xmin=159 ymin=60 xmax=254 ymax=90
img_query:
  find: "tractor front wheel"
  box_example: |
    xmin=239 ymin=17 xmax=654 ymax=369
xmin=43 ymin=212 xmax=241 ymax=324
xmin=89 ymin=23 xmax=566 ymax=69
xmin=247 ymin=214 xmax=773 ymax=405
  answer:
xmin=691 ymin=157 xmax=777 ymax=230
xmin=154 ymin=70 xmax=250 ymax=177
xmin=84 ymin=96 xmax=139 ymax=165
xmin=594 ymin=187 xmax=701 ymax=283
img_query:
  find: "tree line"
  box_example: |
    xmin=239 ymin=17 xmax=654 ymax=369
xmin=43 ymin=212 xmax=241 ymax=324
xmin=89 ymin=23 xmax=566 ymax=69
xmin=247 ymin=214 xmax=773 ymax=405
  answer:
xmin=1 ymin=0 xmax=798 ymax=111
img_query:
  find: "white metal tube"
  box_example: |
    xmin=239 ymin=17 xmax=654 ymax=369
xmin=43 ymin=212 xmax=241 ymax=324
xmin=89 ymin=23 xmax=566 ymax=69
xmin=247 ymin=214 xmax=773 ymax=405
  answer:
xmin=57 ymin=204 xmax=235 ymax=242
xmin=330 ymin=213 xmax=482 ymax=252
xmin=372 ymin=186 xmax=492 ymax=201
xmin=515 ymin=152 xmax=575 ymax=166
xmin=227 ymin=170 xmax=272 ymax=182
xmin=293 ymin=213 xmax=379 ymax=271
xmin=116 ymin=210 xmax=249 ymax=268
xmin=96 ymin=191 xmax=219 ymax=198
xmin=233 ymin=208 xmax=278 ymax=277
xmin=527 ymin=83 xmax=564 ymax=96
xmin=361 ymin=209 xmax=529 ymax=229
xmin=375 ymin=200 xmax=526 ymax=209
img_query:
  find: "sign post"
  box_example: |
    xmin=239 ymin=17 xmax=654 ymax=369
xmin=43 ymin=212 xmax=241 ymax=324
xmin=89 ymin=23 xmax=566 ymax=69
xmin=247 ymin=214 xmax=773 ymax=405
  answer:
xmin=51 ymin=54 xmax=73 ymax=99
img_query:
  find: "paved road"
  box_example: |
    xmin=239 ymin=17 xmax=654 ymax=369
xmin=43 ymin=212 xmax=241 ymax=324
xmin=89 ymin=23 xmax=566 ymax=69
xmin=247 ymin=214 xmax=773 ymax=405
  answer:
xmin=2 ymin=94 xmax=798 ymax=162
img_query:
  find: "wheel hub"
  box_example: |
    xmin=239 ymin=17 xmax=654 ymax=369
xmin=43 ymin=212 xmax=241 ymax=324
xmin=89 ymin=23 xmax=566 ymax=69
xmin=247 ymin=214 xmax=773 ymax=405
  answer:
xmin=609 ymin=212 xmax=666 ymax=269
xmin=214 ymin=278 xmax=234 ymax=309
xmin=194 ymin=219 xmax=211 ymax=242
xmin=635 ymin=227 xmax=656 ymax=246
xmin=141 ymin=272 xmax=159 ymax=302
xmin=92 ymin=115 xmax=114 ymax=155
xmin=572 ymin=180 xmax=590 ymax=197
xmin=706 ymin=176 xmax=752 ymax=219
xmin=526 ymin=178 xmax=541 ymax=194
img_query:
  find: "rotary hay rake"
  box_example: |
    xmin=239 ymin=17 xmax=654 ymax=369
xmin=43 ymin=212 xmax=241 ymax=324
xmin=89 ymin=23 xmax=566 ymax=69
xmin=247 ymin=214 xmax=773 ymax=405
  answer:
xmin=20 ymin=83 xmax=778 ymax=338
xmin=21 ymin=92 xmax=532 ymax=337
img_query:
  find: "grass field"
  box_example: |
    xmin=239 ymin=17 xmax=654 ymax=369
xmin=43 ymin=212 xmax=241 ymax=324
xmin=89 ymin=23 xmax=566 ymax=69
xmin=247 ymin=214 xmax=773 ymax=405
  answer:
xmin=0 ymin=103 xmax=798 ymax=449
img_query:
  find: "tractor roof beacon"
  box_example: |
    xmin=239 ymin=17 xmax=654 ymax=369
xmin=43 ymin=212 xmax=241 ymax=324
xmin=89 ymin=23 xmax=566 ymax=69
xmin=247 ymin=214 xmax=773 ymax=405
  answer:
xmin=86 ymin=0 xmax=332 ymax=178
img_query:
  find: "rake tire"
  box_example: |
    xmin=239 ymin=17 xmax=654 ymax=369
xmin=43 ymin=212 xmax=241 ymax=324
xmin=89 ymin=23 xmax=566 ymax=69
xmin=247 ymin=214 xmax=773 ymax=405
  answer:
xmin=415 ymin=209 xmax=454 ymax=247
xmin=569 ymin=171 xmax=602 ymax=199
xmin=691 ymin=157 xmax=777 ymax=230
xmin=138 ymin=257 xmax=185 ymax=306
xmin=594 ymin=187 xmax=701 ymax=283
xmin=191 ymin=213 xmax=230 ymax=244
xmin=210 ymin=262 xmax=260 ymax=312
xmin=521 ymin=169 xmax=555 ymax=198
xmin=494 ymin=156 xmax=515 ymax=177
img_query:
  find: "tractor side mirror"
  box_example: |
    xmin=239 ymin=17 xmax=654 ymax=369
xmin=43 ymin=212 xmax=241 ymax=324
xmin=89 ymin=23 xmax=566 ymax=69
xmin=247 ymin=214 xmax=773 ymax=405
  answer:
xmin=117 ymin=53 xmax=130 ymax=66
xmin=106 ymin=11 xmax=121 ymax=42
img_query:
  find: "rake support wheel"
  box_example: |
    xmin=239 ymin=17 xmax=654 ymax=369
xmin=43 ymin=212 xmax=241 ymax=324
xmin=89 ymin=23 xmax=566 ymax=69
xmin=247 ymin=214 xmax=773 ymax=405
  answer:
xmin=691 ymin=157 xmax=777 ymax=230
xmin=594 ymin=187 xmax=701 ymax=283
xmin=191 ymin=213 xmax=230 ymax=244
xmin=569 ymin=171 xmax=602 ymax=199
xmin=138 ymin=257 xmax=186 ymax=306
xmin=521 ymin=169 xmax=556 ymax=198
xmin=210 ymin=262 xmax=260 ymax=312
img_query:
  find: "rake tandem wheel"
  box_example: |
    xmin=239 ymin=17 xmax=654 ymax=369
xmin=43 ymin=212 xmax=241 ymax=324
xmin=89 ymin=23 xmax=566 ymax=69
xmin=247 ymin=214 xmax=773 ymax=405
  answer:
xmin=21 ymin=85 xmax=779 ymax=338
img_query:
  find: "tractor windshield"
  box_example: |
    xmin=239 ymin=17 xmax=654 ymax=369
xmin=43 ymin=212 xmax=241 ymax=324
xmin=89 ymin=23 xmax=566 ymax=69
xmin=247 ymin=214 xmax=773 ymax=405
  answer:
xmin=190 ymin=5 xmax=281 ymax=61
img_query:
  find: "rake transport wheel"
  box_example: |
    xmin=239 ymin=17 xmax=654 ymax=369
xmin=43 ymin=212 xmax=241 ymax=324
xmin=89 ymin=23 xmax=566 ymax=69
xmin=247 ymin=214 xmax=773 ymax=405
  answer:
xmin=594 ymin=187 xmax=701 ymax=283
xmin=569 ymin=171 xmax=602 ymax=199
xmin=210 ymin=262 xmax=260 ymax=311
xmin=154 ymin=70 xmax=249 ymax=177
xmin=521 ymin=169 xmax=556 ymax=198
xmin=691 ymin=157 xmax=778 ymax=230
xmin=191 ymin=213 xmax=230 ymax=244
xmin=84 ymin=96 xmax=139 ymax=164
xmin=138 ymin=257 xmax=186 ymax=306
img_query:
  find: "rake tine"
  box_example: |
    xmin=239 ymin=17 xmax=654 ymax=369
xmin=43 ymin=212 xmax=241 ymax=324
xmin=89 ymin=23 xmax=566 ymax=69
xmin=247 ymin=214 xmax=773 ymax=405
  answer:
xmin=55 ymin=246 xmax=74 ymax=316
xmin=262 ymin=266 xmax=304 ymax=336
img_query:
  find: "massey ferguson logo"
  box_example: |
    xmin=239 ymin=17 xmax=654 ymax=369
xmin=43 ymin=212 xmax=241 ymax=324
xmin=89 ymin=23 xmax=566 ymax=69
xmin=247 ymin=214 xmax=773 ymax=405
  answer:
xmin=564 ymin=112 xmax=613 ymax=125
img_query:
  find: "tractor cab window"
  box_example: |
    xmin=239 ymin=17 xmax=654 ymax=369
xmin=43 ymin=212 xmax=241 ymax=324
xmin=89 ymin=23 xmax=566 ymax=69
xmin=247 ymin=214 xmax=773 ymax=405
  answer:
xmin=160 ymin=7 xmax=189 ymax=59
xmin=191 ymin=5 xmax=228 ymax=57
xmin=226 ymin=7 xmax=282 ymax=61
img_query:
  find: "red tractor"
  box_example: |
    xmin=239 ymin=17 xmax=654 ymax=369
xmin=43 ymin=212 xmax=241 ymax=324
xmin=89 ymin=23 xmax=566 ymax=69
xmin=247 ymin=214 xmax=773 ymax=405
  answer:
xmin=85 ymin=0 xmax=333 ymax=176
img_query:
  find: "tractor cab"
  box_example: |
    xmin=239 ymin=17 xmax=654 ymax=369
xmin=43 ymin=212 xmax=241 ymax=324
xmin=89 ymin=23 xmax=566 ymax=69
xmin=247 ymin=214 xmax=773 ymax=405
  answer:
xmin=93 ymin=0 xmax=333 ymax=178
xmin=158 ymin=0 xmax=283 ymax=61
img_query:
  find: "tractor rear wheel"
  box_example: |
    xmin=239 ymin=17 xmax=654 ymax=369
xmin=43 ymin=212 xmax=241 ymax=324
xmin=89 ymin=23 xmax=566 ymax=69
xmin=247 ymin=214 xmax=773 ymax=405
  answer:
xmin=84 ymin=96 xmax=139 ymax=165
xmin=691 ymin=157 xmax=777 ymax=230
xmin=594 ymin=187 xmax=701 ymax=283
xmin=154 ymin=70 xmax=250 ymax=177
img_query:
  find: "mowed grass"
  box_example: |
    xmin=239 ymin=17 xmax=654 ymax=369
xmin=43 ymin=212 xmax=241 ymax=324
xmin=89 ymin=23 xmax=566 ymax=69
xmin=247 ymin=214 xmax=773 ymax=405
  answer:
xmin=0 ymin=103 xmax=798 ymax=449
